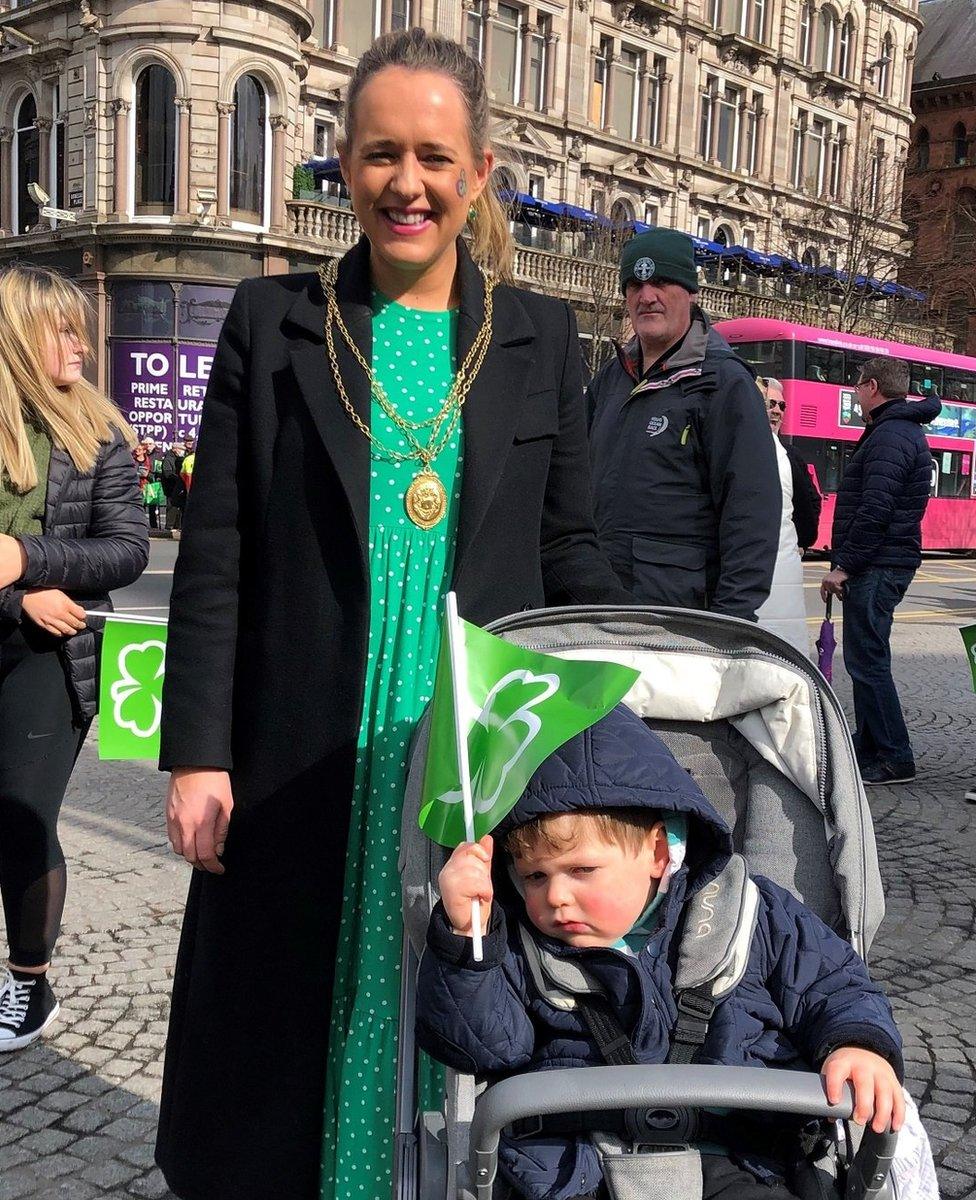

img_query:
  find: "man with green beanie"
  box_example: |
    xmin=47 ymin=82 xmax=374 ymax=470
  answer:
xmin=587 ymin=228 xmax=780 ymax=621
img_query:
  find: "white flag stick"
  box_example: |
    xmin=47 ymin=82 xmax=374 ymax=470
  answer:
xmin=444 ymin=591 xmax=483 ymax=962
xmin=84 ymin=611 xmax=169 ymax=626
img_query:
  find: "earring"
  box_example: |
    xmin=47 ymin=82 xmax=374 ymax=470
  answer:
xmin=467 ymin=204 xmax=477 ymax=222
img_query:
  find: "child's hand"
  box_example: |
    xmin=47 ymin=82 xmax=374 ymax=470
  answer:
xmin=438 ymin=835 xmax=494 ymax=937
xmin=822 ymin=1047 xmax=905 ymax=1133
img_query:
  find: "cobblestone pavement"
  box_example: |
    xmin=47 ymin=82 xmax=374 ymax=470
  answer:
xmin=1 ymin=569 xmax=975 ymax=1199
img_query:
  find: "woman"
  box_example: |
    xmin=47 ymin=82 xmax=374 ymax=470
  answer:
xmin=0 ymin=265 xmax=148 ymax=1050
xmin=755 ymin=377 xmax=810 ymax=656
xmin=156 ymin=27 xmax=629 ymax=1200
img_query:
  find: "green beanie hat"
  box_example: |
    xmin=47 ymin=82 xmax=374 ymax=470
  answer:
xmin=619 ymin=229 xmax=698 ymax=294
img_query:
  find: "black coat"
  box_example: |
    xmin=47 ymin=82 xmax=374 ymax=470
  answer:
xmin=155 ymin=238 xmax=630 ymax=1200
xmin=831 ymin=395 xmax=939 ymax=576
xmin=782 ymin=440 xmax=823 ymax=551
xmin=587 ymin=313 xmax=780 ymax=621
xmin=0 ymin=432 xmax=149 ymax=721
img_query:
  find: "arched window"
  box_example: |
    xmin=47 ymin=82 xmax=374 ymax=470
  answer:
xmin=798 ymin=2 xmax=814 ymax=65
xmin=818 ymin=7 xmax=838 ymax=72
xmin=954 ymin=122 xmax=969 ymax=165
xmin=134 ymin=65 xmax=176 ymax=216
xmin=802 ymin=246 xmax=819 ymax=269
xmin=610 ymin=198 xmax=635 ymax=227
xmin=492 ymin=166 xmax=517 ymax=197
xmin=14 ymin=94 xmax=39 ymax=234
xmin=915 ymin=127 xmax=930 ymax=171
xmin=229 ymin=74 xmax=268 ymax=225
xmin=838 ymin=17 xmax=854 ymax=77
xmin=714 ymin=224 xmax=734 ymax=247
xmin=877 ymin=34 xmax=893 ymax=97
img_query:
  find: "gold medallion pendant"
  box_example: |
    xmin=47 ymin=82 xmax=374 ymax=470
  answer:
xmin=405 ymin=469 xmax=447 ymax=529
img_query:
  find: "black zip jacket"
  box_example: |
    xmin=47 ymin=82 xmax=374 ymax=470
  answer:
xmin=586 ymin=308 xmax=780 ymax=621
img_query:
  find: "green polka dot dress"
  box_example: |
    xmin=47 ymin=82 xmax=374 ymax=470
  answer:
xmin=319 ymin=294 xmax=460 ymax=1199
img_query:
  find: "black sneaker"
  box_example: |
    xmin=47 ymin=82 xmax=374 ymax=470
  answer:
xmin=861 ymin=761 xmax=916 ymax=786
xmin=0 ymin=970 xmax=60 ymax=1051
xmin=965 ymin=789 xmax=976 ymax=804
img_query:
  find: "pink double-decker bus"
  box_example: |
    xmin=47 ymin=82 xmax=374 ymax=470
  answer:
xmin=714 ymin=317 xmax=976 ymax=553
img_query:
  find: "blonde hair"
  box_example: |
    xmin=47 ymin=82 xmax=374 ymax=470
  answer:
xmin=505 ymin=808 xmax=662 ymax=861
xmin=343 ymin=27 xmax=514 ymax=283
xmin=0 ymin=265 xmax=135 ymax=492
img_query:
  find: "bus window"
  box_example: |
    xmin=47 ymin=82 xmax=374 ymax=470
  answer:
xmin=823 ymin=442 xmax=843 ymax=493
xmin=938 ymin=449 xmax=972 ymax=498
xmin=729 ymin=340 xmax=788 ymax=378
xmin=944 ymin=369 xmax=976 ymax=403
xmin=844 ymin=351 xmax=876 ymax=386
xmin=910 ymin=361 xmax=944 ymax=398
xmin=806 ymin=345 xmax=844 ymax=384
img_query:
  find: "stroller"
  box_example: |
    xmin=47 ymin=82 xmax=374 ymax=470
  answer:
xmin=398 ymin=606 xmax=903 ymax=1200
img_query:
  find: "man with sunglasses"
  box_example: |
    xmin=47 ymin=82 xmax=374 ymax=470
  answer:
xmin=820 ymin=357 xmax=941 ymax=785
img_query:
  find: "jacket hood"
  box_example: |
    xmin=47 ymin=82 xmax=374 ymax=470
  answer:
xmin=495 ymin=704 xmax=733 ymax=893
xmin=872 ymin=394 xmax=942 ymax=426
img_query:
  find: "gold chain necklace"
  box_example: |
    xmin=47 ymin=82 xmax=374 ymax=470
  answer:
xmin=317 ymin=257 xmax=494 ymax=529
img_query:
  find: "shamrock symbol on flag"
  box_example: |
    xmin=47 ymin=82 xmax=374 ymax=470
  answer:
xmin=440 ymin=669 xmax=559 ymax=815
xmin=109 ymin=640 xmax=167 ymax=739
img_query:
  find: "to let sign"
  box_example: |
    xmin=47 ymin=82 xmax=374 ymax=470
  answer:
xmin=111 ymin=341 xmax=214 ymax=444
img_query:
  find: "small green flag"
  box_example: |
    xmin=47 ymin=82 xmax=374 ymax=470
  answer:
xmin=98 ymin=618 xmax=168 ymax=760
xmin=962 ymin=624 xmax=976 ymax=694
xmin=419 ymin=596 xmax=640 ymax=848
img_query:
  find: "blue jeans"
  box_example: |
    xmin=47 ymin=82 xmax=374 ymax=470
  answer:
xmin=842 ymin=566 xmax=915 ymax=768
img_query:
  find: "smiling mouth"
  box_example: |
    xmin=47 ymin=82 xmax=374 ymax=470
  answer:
xmin=382 ymin=208 xmax=435 ymax=230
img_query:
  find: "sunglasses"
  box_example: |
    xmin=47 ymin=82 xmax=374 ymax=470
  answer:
xmin=766 ymin=399 xmax=786 ymax=411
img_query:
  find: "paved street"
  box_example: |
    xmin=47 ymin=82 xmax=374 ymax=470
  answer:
xmin=1 ymin=548 xmax=975 ymax=1198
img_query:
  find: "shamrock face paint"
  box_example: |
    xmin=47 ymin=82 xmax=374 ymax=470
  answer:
xmin=456 ymin=169 xmax=468 ymax=198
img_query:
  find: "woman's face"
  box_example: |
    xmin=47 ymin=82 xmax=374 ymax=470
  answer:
xmin=341 ymin=67 xmax=492 ymax=284
xmin=41 ymin=316 xmax=85 ymax=388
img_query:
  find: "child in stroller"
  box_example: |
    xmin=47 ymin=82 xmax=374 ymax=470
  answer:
xmin=416 ymin=703 xmax=904 ymax=1200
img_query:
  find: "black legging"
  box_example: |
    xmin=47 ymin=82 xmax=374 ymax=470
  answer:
xmin=0 ymin=622 xmax=89 ymax=967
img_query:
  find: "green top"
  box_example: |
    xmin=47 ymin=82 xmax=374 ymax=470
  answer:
xmin=320 ymin=292 xmax=462 ymax=1198
xmin=0 ymin=417 xmax=51 ymax=536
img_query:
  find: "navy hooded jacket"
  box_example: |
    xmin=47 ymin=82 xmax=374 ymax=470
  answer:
xmin=831 ymin=395 xmax=939 ymax=576
xmin=416 ymin=705 xmax=903 ymax=1200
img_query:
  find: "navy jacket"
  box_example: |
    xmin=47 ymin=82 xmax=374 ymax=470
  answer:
xmin=831 ymin=395 xmax=939 ymax=576
xmin=586 ymin=310 xmax=780 ymax=621
xmin=417 ymin=706 xmax=902 ymax=1200
xmin=0 ymin=432 xmax=149 ymax=722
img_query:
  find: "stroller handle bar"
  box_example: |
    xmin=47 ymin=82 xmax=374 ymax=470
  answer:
xmin=467 ymin=1066 xmax=897 ymax=1200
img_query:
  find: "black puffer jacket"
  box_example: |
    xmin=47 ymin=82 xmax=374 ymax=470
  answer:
xmin=0 ymin=431 xmax=149 ymax=722
xmin=831 ymin=395 xmax=939 ymax=576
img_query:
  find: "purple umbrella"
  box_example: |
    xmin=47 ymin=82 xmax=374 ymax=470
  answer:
xmin=816 ymin=595 xmax=836 ymax=682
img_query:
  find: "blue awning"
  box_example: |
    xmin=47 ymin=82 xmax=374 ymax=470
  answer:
xmin=303 ymin=156 xmax=342 ymax=183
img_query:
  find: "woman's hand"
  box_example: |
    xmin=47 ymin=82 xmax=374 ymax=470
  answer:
xmin=822 ymin=1046 xmax=905 ymax=1133
xmin=21 ymin=589 xmax=88 ymax=637
xmin=438 ymin=835 xmax=494 ymax=936
xmin=0 ymin=533 xmax=27 ymax=588
xmin=166 ymin=768 xmax=234 ymax=876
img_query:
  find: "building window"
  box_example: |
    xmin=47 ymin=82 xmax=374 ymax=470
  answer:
xmin=490 ymin=4 xmax=521 ymax=103
xmin=701 ymin=79 xmax=748 ymax=170
xmin=647 ymin=57 xmax=666 ymax=146
xmin=591 ymin=188 xmax=606 ymax=215
xmin=837 ymin=17 xmax=854 ymax=77
xmin=612 ymin=48 xmax=641 ymax=140
xmin=493 ymin=165 xmax=517 ymax=196
xmin=312 ymin=119 xmax=333 ymax=160
xmin=954 ymin=122 xmax=969 ymax=166
xmin=610 ymin=198 xmax=635 ymax=227
xmin=790 ymin=113 xmax=805 ymax=188
xmin=391 ymin=0 xmax=411 ymax=31
xmin=527 ymin=171 xmax=545 ymax=199
xmin=806 ymin=117 xmax=828 ymax=194
xmin=591 ymin=37 xmax=610 ymax=127
xmin=802 ymin=246 xmax=818 ymax=268
xmin=134 ymin=65 xmax=176 ymax=217
xmin=13 ymin=94 xmax=39 ymax=234
xmin=708 ymin=0 xmax=721 ymax=28
xmin=528 ymin=15 xmax=550 ymax=111
xmin=798 ymin=2 xmax=813 ymax=65
xmin=829 ymin=129 xmax=846 ymax=198
xmin=345 ymin=0 xmax=378 ymax=56
xmin=465 ymin=0 xmax=487 ymax=62
xmin=877 ymin=34 xmax=893 ymax=98
xmin=52 ymin=83 xmax=66 ymax=211
xmin=819 ymin=7 xmax=838 ymax=73
xmin=644 ymin=202 xmax=659 ymax=226
xmin=740 ymin=0 xmax=765 ymax=43
xmin=229 ymin=74 xmax=267 ymax=225
xmin=869 ymin=137 xmax=884 ymax=207
xmin=915 ymin=127 xmax=930 ymax=171
xmin=311 ymin=0 xmax=335 ymax=47
xmin=903 ymin=40 xmax=915 ymax=108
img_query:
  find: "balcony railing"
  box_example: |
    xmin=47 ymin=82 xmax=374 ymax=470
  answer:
xmin=285 ymin=201 xmax=953 ymax=351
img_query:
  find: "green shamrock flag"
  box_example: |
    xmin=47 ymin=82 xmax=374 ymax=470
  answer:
xmin=98 ymin=618 xmax=168 ymax=760
xmin=962 ymin=624 xmax=976 ymax=693
xmin=419 ymin=595 xmax=640 ymax=848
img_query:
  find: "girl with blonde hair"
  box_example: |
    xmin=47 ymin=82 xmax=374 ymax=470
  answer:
xmin=156 ymin=25 xmax=627 ymax=1200
xmin=0 ymin=264 xmax=148 ymax=1051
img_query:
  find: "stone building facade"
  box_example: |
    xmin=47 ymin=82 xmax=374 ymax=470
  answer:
xmin=0 ymin=0 xmax=924 ymax=438
xmin=901 ymin=0 xmax=976 ymax=355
